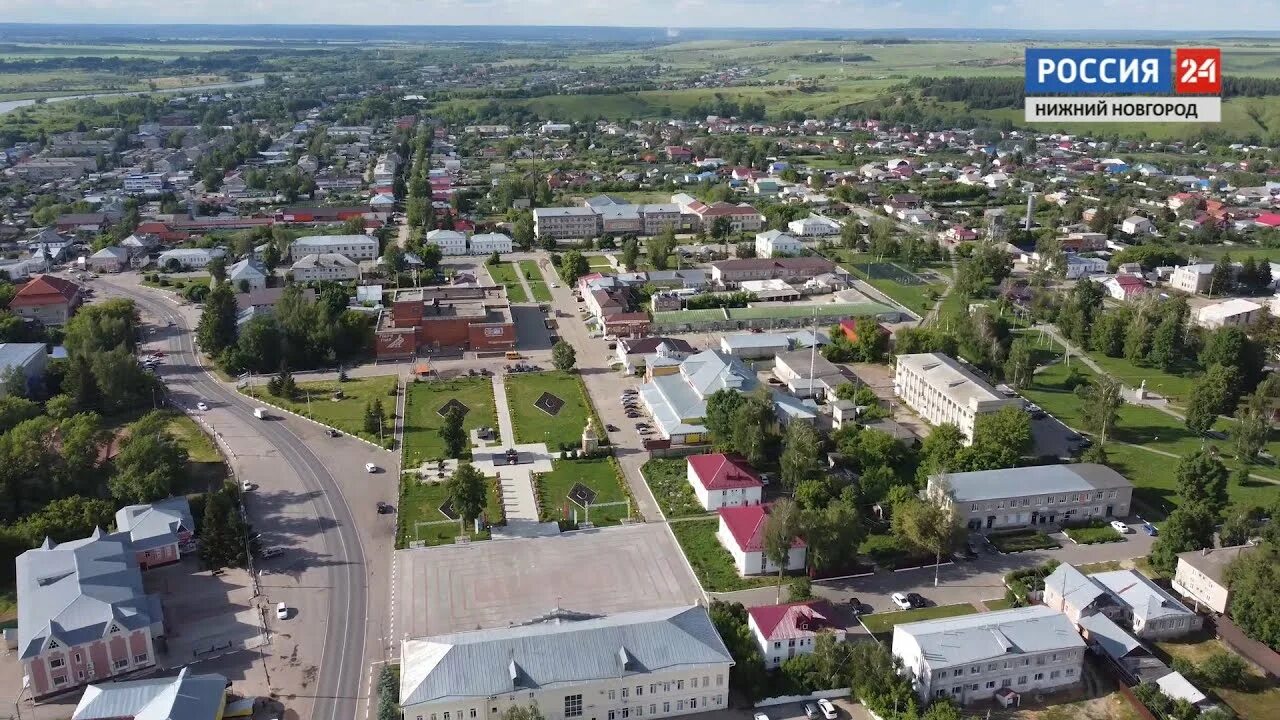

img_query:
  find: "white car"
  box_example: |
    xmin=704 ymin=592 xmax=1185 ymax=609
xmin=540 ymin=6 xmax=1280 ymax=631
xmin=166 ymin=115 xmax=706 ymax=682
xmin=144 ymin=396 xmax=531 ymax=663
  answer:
xmin=241 ymin=482 xmax=255 ymax=492
xmin=365 ymin=463 xmax=378 ymax=473
xmin=196 ymin=402 xmax=209 ymax=411
xmin=550 ymin=282 xmax=559 ymax=288
xmin=891 ymin=592 xmax=912 ymax=610
xmin=1111 ymin=520 xmax=1133 ymax=534
xmin=753 ymin=713 xmax=770 ymax=720
xmin=276 ymin=602 xmax=288 ymax=620
xmin=817 ymin=699 xmax=838 ymax=720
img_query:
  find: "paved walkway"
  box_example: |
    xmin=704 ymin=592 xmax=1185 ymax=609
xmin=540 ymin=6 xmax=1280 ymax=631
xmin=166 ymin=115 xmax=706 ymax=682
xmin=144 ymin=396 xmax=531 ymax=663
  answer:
xmin=491 ymin=374 xmax=515 ymax=446
xmin=480 ymin=374 xmax=560 ymax=538
xmin=511 ymin=261 xmax=536 ymax=302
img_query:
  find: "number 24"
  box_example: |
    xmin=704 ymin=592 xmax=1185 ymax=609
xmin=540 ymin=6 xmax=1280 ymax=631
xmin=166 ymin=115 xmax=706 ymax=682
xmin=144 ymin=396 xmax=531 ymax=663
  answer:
xmin=1180 ymin=58 xmax=1217 ymax=83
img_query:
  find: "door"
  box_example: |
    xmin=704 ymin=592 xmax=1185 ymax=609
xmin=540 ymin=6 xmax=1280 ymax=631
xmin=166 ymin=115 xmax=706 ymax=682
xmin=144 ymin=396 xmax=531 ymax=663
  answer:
xmin=1030 ymin=511 xmax=1038 ymax=525
xmin=1106 ymin=505 xmax=1114 ymax=516
xmin=986 ymin=516 xmax=996 ymax=529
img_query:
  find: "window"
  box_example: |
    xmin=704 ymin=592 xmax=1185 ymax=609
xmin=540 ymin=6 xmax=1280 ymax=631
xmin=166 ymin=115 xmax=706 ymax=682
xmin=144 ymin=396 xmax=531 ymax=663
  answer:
xmin=703 ymin=676 xmax=709 ymax=687
xmin=954 ymin=668 xmax=963 ymax=676
xmin=1050 ymin=670 xmax=1060 ymax=679
xmin=788 ymin=639 xmax=795 ymax=647
xmin=1051 ymin=653 xmax=1058 ymax=661
xmin=663 ymin=703 xmax=670 ymax=713
xmin=716 ymin=675 xmax=724 ymax=687
xmin=609 ymin=711 xmax=616 ymax=720
xmin=649 ymin=705 xmax=656 ymax=715
xmin=1036 ymin=656 xmax=1046 ymax=665
xmin=970 ymin=684 xmax=979 ymax=691
xmin=971 ymin=503 xmax=978 ymax=511
xmin=987 ymin=663 xmax=996 ymax=671
xmin=714 ymin=696 xmax=723 ymax=706
xmin=432 ymin=714 xmax=438 ymax=720
xmin=937 ymin=670 xmax=947 ymax=679
xmin=676 ymin=681 xmax=683 ymax=691
xmin=609 ymin=690 xmax=616 ymax=701
xmin=74 ymin=652 xmax=81 ymax=663
xmin=637 ymin=686 xmax=643 ymax=696
xmin=691 ymin=699 xmax=697 ymax=709
xmin=470 ymin=711 xmax=477 ymax=719
xmin=49 ymin=658 xmax=65 ymax=669
xmin=622 ymin=710 xmax=630 ymax=719
xmin=773 ymin=641 xmax=781 ymax=649
xmin=1034 ymin=673 xmax=1044 ymax=681
xmin=664 ymin=683 xmax=671 ymax=693
xmin=1018 ymin=676 xmax=1027 ymax=685
xmin=970 ymin=665 xmax=980 ymax=674
xmin=985 ymin=681 xmax=995 ymax=689
xmin=677 ymin=701 xmax=685 ymax=711
xmin=935 ymin=690 xmax=947 ymax=699
xmin=565 ymin=695 xmax=583 ymax=718
xmin=1002 ymin=679 xmax=1012 ymax=688
xmin=113 ymin=658 xmax=128 ymax=669
xmin=444 ymin=712 xmax=450 ymax=720
xmin=52 ymin=675 xmax=66 ymax=686
xmin=622 ymin=688 xmax=629 ymax=699
xmin=650 ymin=685 xmax=656 ymax=695
xmin=635 ymin=708 xmax=642 ymax=718
xmin=1066 ymin=669 xmax=1075 ymax=676
xmin=134 ymin=654 xmax=148 ymax=664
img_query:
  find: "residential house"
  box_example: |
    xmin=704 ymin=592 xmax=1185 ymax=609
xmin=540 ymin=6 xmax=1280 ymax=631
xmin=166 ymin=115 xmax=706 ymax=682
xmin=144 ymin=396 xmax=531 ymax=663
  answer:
xmin=747 ymin=600 xmax=845 ymax=669
xmin=0 ymin=342 xmax=48 ymax=399
xmin=929 ymin=464 xmax=1133 ymax=532
xmin=8 ymin=274 xmax=83 ymax=326
xmin=399 ymin=606 xmax=733 ymax=720
xmin=156 ymin=247 xmax=226 ymax=271
xmin=226 ymin=257 xmax=268 ymax=292
xmin=290 ymin=253 xmax=360 ymax=282
xmin=16 ymin=529 xmax=164 ymax=698
xmin=86 ymin=247 xmax=128 ymax=273
xmin=289 ymin=234 xmax=377 ymax=262
xmin=1121 ymin=216 xmax=1155 ymax=236
xmin=114 ymin=497 xmax=196 ymax=570
xmin=1169 ymin=264 xmax=1217 ymax=294
xmin=1195 ymin=298 xmax=1263 ymax=329
xmin=892 ymin=606 xmax=1086 ymax=705
xmin=754 ymin=230 xmax=803 ymax=259
xmin=1042 ymin=564 xmax=1201 ymax=640
xmin=615 ymin=336 xmax=696 ymax=374
xmin=425 ymin=230 xmax=467 ymax=256
xmin=72 ymin=668 xmax=227 ymax=720
xmin=55 ymin=213 xmax=110 ymax=235
xmin=1173 ymin=544 xmax=1259 ymax=614
xmin=1102 ymin=274 xmax=1147 ymax=301
xmin=686 ymin=453 xmax=763 ymax=511
xmin=716 ymin=503 xmax=806 ymax=576
xmin=894 ymin=353 xmax=1020 ymax=444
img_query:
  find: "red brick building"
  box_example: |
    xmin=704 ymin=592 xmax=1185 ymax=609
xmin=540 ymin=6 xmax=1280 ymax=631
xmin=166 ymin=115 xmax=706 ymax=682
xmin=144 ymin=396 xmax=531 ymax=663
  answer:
xmin=375 ymin=287 xmax=516 ymax=359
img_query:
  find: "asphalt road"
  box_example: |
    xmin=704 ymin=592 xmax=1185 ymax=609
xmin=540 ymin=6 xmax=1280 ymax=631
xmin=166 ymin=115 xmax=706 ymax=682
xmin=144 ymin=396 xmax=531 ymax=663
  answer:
xmin=97 ymin=276 xmax=368 ymax=720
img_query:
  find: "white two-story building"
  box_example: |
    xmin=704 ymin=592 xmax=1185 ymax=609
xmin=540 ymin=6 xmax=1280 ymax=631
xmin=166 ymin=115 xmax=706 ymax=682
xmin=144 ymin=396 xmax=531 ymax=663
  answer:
xmin=685 ymin=453 xmax=763 ymax=511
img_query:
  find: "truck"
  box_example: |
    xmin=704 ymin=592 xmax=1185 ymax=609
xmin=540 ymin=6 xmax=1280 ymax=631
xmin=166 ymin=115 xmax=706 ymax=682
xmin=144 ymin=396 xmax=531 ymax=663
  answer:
xmin=253 ymin=407 xmax=269 ymax=420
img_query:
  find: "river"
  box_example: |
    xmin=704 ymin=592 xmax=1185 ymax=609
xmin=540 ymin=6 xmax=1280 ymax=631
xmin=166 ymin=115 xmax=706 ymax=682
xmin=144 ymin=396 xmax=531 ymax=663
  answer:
xmin=0 ymin=76 xmax=266 ymax=116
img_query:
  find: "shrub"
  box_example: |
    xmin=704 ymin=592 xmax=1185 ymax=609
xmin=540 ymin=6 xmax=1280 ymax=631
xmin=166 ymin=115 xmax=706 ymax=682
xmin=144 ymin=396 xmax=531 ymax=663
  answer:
xmin=1199 ymin=652 xmax=1249 ymax=689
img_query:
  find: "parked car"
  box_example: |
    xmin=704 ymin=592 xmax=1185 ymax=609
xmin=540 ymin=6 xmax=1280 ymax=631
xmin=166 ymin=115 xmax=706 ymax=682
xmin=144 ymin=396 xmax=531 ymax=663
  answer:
xmin=626 ymin=412 xmax=640 ymax=418
xmin=276 ymin=602 xmax=289 ymax=620
xmin=196 ymin=402 xmax=209 ymax=411
xmin=847 ymin=597 xmax=863 ymax=615
xmin=260 ymin=547 xmax=283 ymax=559
xmin=1110 ymin=520 xmax=1132 ymax=534
xmin=376 ymin=501 xmax=394 ymax=514
xmin=753 ymin=713 xmax=770 ymax=720
xmin=605 ymin=424 xmax=619 ymax=432
xmin=329 ymin=429 xmax=342 ymax=438
xmin=817 ymin=699 xmax=839 ymax=720
xmin=891 ymin=592 xmax=912 ymax=610
xmin=906 ymin=592 xmax=926 ymax=608
xmin=365 ymin=463 xmax=379 ymax=473
xmin=241 ymin=482 xmax=255 ymax=492
xmin=804 ymin=703 xmax=819 ymax=720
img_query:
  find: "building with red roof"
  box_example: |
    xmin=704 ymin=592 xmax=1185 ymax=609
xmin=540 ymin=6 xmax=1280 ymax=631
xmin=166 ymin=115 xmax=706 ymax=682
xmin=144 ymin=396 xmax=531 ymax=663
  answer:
xmin=747 ymin=600 xmax=845 ymax=668
xmin=1102 ymin=274 xmax=1148 ymax=302
xmin=1255 ymin=212 xmax=1280 ymax=228
xmin=686 ymin=453 xmax=763 ymax=511
xmin=9 ymin=274 xmax=82 ymax=326
xmin=716 ymin=503 xmax=806 ymax=576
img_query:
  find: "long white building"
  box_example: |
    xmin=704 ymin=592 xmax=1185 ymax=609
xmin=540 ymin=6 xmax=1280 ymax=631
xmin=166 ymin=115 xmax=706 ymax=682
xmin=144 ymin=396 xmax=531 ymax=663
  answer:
xmin=400 ymin=606 xmax=733 ymax=720
xmin=928 ymin=464 xmax=1133 ymax=532
xmin=894 ymin=353 xmax=1019 ymax=443
xmin=425 ymin=230 xmax=467 ymax=256
xmin=290 ymin=234 xmax=378 ymax=262
xmin=892 ymin=606 xmax=1086 ymax=705
xmin=469 ymin=232 xmax=514 ymax=255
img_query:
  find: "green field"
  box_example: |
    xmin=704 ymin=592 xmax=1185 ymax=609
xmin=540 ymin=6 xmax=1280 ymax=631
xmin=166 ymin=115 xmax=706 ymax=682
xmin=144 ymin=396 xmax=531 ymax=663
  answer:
xmin=826 ymin=250 xmax=948 ymax=315
xmin=486 ymin=263 xmax=529 ymax=303
xmin=396 ymin=475 xmax=503 ymax=548
xmin=505 ymin=371 xmax=599 ymax=449
xmin=245 ymin=375 xmax=398 ymax=446
xmin=518 ymin=260 xmax=553 ymax=302
xmin=668 ymin=517 xmax=778 ymax=593
xmin=584 ymin=254 xmax=614 ymax=269
xmin=402 ymin=377 xmax=497 ymax=467
xmin=536 ymin=457 xmax=634 ymax=528
xmin=641 ymin=458 xmax=709 ymax=519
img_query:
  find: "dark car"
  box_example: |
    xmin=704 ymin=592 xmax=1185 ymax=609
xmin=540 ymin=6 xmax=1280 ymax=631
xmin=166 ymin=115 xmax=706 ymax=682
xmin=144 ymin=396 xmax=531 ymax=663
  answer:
xmin=606 ymin=424 xmax=619 ymax=432
xmin=329 ymin=429 xmax=342 ymax=438
xmin=626 ymin=411 xmax=640 ymax=418
xmin=804 ymin=704 xmax=819 ymax=720
xmin=906 ymin=592 xmax=926 ymax=608
xmin=376 ymin=501 xmax=394 ymax=514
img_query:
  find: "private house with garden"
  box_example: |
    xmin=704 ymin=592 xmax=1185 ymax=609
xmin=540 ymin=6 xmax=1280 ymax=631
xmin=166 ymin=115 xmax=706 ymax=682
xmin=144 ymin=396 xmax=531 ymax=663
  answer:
xmin=1042 ymin=563 xmax=1201 ymax=640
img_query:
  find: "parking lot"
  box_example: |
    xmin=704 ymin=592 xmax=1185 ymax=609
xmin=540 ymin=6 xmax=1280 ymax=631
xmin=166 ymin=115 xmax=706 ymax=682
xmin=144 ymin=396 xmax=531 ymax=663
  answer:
xmin=394 ymin=523 xmax=703 ymax=637
xmin=146 ymin=559 xmax=267 ymax=666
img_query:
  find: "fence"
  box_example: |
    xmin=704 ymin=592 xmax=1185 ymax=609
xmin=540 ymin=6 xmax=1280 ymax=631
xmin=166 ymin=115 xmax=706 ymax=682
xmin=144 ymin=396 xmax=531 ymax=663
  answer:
xmin=754 ymin=688 xmax=850 ymax=708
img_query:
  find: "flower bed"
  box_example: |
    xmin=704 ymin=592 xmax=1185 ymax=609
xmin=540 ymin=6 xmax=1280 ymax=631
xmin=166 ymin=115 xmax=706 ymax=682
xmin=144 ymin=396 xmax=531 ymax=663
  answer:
xmin=987 ymin=528 xmax=1061 ymax=553
xmin=1062 ymin=519 xmax=1124 ymax=545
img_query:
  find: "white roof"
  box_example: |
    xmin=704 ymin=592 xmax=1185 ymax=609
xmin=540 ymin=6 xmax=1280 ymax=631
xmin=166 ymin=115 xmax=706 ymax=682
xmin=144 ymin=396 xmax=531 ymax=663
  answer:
xmin=896 ymin=352 xmax=1006 ymax=408
xmin=1197 ymin=298 xmax=1262 ymax=321
xmin=892 ymin=605 xmax=1084 ymax=669
xmin=1155 ymin=671 xmax=1207 ymax=705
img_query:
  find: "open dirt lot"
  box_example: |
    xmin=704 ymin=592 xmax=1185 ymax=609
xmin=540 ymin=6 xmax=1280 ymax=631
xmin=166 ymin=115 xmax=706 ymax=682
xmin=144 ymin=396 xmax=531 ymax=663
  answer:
xmin=394 ymin=523 xmax=703 ymax=638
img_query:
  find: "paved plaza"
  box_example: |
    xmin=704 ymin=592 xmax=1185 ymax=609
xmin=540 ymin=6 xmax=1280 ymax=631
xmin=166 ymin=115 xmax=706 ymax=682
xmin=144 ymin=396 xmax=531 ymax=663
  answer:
xmin=394 ymin=523 xmax=703 ymax=638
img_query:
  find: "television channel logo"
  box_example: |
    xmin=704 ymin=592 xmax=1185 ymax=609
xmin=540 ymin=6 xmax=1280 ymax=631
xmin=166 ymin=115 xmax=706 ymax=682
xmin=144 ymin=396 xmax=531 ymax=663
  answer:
xmin=1024 ymin=47 xmax=1221 ymax=123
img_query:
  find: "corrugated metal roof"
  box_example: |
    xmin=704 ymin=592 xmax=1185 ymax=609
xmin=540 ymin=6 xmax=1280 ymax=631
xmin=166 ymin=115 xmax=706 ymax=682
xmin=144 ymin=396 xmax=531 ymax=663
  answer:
xmin=73 ymin=668 xmax=227 ymax=720
xmin=893 ymin=605 xmax=1084 ymax=669
xmin=399 ymin=606 xmax=732 ymax=707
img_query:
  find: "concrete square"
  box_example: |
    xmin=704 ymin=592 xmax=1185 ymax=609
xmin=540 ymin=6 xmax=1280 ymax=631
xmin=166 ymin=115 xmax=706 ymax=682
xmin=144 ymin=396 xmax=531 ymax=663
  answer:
xmin=145 ymin=559 xmax=267 ymax=666
xmin=395 ymin=523 xmax=703 ymax=638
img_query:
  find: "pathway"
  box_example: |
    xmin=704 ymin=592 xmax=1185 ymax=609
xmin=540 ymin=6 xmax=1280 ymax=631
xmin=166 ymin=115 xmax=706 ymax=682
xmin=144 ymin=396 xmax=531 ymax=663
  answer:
xmin=921 ymin=254 xmax=959 ymax=327
xmin=511 ymin=261 xmax=536 ymax=303
xmin=491 ymin=374 xmax=516 ymax=446
xmin=484 ymin=374 xmax=559 ymax=538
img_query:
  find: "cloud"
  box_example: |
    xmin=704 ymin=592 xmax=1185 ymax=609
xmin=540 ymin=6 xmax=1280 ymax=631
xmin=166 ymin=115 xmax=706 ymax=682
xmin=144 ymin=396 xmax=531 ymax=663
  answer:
xmin=4 ymin=0 xmax=1279 ymax=30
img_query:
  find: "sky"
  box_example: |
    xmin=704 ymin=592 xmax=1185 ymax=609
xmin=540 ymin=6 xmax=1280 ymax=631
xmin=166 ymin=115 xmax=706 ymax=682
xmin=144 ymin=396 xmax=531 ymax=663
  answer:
xmin=4 ymin=0 xmax=1280 ymax=31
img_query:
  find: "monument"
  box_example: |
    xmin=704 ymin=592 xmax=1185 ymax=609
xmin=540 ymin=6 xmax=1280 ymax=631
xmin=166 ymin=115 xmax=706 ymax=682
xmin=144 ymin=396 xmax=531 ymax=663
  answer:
xmin=581 ymin=418 xmax=599 ymax=454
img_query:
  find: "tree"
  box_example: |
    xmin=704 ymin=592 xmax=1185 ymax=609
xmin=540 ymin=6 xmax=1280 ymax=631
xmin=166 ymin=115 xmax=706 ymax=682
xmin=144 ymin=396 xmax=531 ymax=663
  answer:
xmin=447 ymin=463 xmax=488 ymax=527
xmin=615 ymin=238 xmax=640 ymax=272
xmin=710 ymin=216 xmax=732 ymax=244
xmin=558 ymin=250 xmax=589 ymax=285
xmin=1202 ymin=326 xmax=1265 ymax=392
xmin=498 ymin=706 xmax=546 ymax=720
xmin=363 ymin=398 xmax=386 ymax=438
xmin=0 ymin=396 xmax=41 ymax=433
xmin=108 ymin=411 xmax=189 ymax=504
xmin=1199 ymin=652 xmax=1249 ymax=689
xmin=916 ymin=422 xmax=965 ymax=481
xmin=802 ymin=489 xmax=866 ymax=575
xmin=704 ymin=389 xmax=744 ymax=449
xmin=376 ymin=664 xmax=401 ymax=720
xmin=1210 ymin=253 xmax=1233 ymax=296
xmin=1234 ymin=402 xmax=1271 ymax=463
xmin=207 ymin=255 xmax=227 ymax=285
xmin=198 ymin=485 xmax=249 ymax=570
xmin=964 ymin=405 xmax=1032 ymax=468
xmin=485 ymin=250 xmax=501 ymax=266
xmin=892 ymin=479 xmax=962 ymax=586
xmin=196 ymin=282 xmax=238 ymax=358
xmin=1218 ymin=510 xmax=1255 ymax=547
xmin=63 ymin=298 xmax=139 ymax=356
xmin=1077 ymin=376 xmax=1123 ymax=445
xmin=552 ymin=340 xmax=577 ymax=372
xmin=441 ymin=405 xmax=467 ymax=459
xmin=762 ymin=499 xmax=800 ymax=603
xmin=1186 ymin=364 xmax=1241 ymax=436
xmin=1175 ymin=450 xmax=1229 ymax=518
xmin=648 ymin=227 xmax=677 ymax=270
xmin=780 ymin=420 xmax=822 ymax=489
xmin=1224 ymin=544 xmax=1280 ymax=649
xmin=270 ymin=362 xmax=298 ymax=400
xmin=731 ymin=390 xmax=776 ymax=468
xmin=1149 ymin=503 xmax=1217 ymax=573
xmin=1003 ymin=336 xmax=1036 ymax=390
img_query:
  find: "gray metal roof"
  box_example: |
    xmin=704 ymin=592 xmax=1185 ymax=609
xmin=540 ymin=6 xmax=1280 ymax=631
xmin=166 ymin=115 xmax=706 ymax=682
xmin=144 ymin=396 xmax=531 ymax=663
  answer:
xmin=227 ymin=258 xmax=267 ymax=281
xmin=17 ymin=529 xmax=163 ymax=660
xmin=292 ymin=234 xmax=376 ymax=248
xmin=892 ymin=605 xmax=1084 ymax=669
xmin=942 ymin=463 xmax=1132 ymax=503
xmin=400 ymin=605 xmax=732 ymax=707
xmin=0 ymin=342 xmax=45 ymax=372
xmin=72 ymin=668 xmax=227 ymax=720
xmin=114 ymin=497 xmax=193 ymax=553
xmin=1090 ymin=570 xmax=1197 ymax=624
xmin=1078 ymin=613 xmax=1142 ymax=660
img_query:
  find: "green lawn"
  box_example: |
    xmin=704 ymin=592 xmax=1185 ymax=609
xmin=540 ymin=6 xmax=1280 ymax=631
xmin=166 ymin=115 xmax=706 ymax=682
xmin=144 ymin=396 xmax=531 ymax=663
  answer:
xmin=518 ymin=260 xmax=553 ymax=302
xmin=860 ymin=604 xmax=979 ymax=643
xmin=402 ymin=377 xmax=497 ymax=467
xmin=987 ymin=529 xmax=1061 ymax=553
xmin=584 ymin=254 xmax=614 ymax=269
xmin=505 ymin=371 xmax=599 ymax=449
xmin=0 ymin=583 xmax=16 ymax=626
xmin=245 ymin=375 xmax=398 ymax=447
xmin=668 ymin=517 xmax=778 ymax=592
xmin=983 ymin=598 xmax=1015 ymax=611
xmin=166 ymin=415 xmax=221 ymax=463
xmin=641 ymin=458 xmax=710 ymax=519
xmin=1079 ymin=352 xmax=1201 ymax=406
xmin=1063 ymin=521 xmax=1124 ymax=545
xmin=396 ymin=475 xmax=502 ymax=548
xmin=486 ymin=262 xmax=529 ymax=303
xmin=536 ymin=457 xmax=634 ymax=528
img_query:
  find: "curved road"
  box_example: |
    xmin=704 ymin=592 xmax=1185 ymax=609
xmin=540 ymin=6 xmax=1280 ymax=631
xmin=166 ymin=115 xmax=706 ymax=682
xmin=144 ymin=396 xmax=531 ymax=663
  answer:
xmin=102 ymin=278 xmax=367 ymax=720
